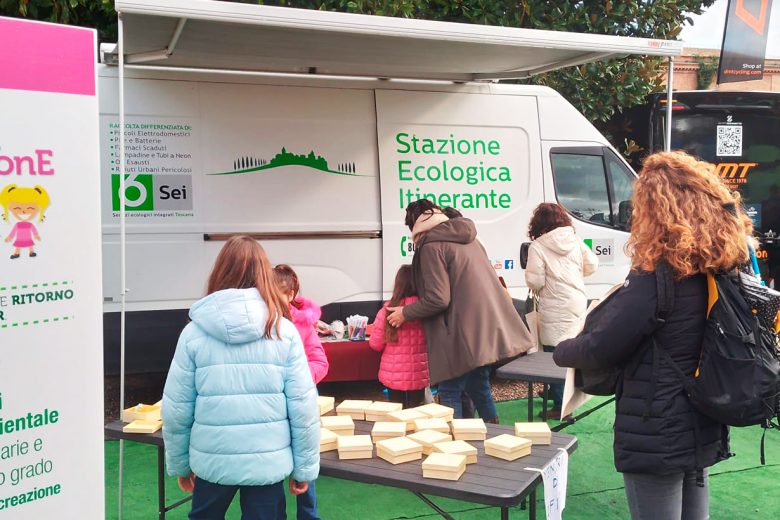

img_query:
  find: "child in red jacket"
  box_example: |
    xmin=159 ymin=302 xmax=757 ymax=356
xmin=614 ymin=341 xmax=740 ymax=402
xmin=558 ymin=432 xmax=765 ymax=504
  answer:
xmin=370 ymin=265 xmax=429 ymax=407
xmin=273 ymin=264 xmax=328 ymax=520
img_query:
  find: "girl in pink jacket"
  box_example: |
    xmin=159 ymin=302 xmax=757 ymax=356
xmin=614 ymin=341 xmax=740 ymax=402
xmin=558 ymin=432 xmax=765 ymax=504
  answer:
xmin=273 ymin=264 xmax=329 ymax=384
xmin=370 ymin=265 xmax=429 ymax=407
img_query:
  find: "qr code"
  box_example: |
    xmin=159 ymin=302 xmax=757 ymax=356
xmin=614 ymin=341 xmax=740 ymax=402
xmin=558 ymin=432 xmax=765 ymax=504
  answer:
xmin=717 ymin=125 xmax=743 ymax=157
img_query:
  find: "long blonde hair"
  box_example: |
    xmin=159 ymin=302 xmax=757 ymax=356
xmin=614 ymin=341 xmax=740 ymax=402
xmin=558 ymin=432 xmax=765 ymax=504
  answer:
xmin=627 ymin=151 xmax=751 ymax=278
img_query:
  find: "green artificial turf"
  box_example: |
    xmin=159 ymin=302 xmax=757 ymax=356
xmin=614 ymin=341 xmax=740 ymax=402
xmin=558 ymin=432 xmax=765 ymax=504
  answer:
xmin=105 ymin=397 xmax=779 ymax=519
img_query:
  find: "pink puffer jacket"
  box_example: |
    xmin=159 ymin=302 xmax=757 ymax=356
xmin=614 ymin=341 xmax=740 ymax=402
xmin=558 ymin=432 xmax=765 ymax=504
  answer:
xmin=369 ymin=296 xmax=429 ymax=391
xmin=290 ymin=297 xmax=329 ymax=384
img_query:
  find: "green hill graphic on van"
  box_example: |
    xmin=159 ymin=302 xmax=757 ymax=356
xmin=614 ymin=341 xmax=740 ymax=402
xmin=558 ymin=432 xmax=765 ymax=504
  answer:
xmin=209 ymin=147 xmax=365 ymax=176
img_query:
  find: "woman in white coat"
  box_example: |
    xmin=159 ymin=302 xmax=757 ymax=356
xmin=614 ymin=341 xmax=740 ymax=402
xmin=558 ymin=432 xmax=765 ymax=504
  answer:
xmin=525 ymin=203 xmax=598 ymax=419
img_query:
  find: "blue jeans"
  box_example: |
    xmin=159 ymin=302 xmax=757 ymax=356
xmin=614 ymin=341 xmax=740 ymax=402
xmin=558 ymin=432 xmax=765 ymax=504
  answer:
xmin=296 ymin=480 xmax=320 ymax=520
xmin=437 ymin=366 xmax=497 ymax=421
xmin=189 ymin=477 xmax=286 ymax=520
xmin=543 ymin=346 xmax=564 ymax=410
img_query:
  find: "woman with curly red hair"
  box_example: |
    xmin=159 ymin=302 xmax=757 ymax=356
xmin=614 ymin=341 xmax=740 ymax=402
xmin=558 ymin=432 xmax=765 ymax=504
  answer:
xmin=554 ymin=152 xmax=752 ymax=520
xmin=525 ymin=203 xmax=598 ymax=418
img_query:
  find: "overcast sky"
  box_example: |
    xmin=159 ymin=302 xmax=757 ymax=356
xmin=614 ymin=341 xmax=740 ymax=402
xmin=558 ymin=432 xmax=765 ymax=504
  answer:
xmin=681 ymin=0 xmax=780 ymax=57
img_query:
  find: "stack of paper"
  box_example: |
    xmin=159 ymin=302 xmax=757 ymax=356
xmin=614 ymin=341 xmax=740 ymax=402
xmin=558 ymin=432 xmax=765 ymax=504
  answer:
xmin=414 ymin=403 xmax=455 ymax=422
xmin=514 ymin=422 xmax=552 ymax=445
xmin=364 ymin=401 xmax=403 ymax=422
xmin=336 ymin=400 xmax=373 ymax=420
xmin=407 ymin=430 xmax=453 ymax=455
xmin=422 ymin=453 xmax=467 ymax=481
xmin=484 ymin=434 xmax=533 ymax=461
xmin=320 ymin=428 xmax=338 ymax=452
xmin=412 ymin=417 xmax=450 ymax=434
xmin=121 ymin=402 xmax=162 ymax=423
xmin=450 ymin=418 xmax=487 ymax=441
xmin=122 ymin=420 xmax=162 ymax=434
xmin=337 ymin=435 xmax=374 ymax=460
xmin=376 ymin=437 xmax=424 ymax=464
xmin=317 ymin=396 xmax=335 ymax=416
xmin=432 ymin=440 xmax=478 ymax=464
xmin=371 ymin=421 xmax=407 ymax=443
xmin=386 ymin=408 xmax=428 ymax=432
xmin=321 ymin=415 xmax=355 ymax=436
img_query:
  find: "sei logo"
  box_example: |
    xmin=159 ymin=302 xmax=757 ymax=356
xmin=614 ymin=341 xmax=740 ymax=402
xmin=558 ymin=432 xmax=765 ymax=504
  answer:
xmin=112 ymin=174 xmax=193 ymax=211
xmin=584 ymin=238 xmax=615 ymax=265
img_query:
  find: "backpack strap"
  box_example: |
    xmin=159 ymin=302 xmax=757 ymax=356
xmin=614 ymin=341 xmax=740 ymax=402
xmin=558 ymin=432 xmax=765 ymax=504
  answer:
xmin=641 ymin=263 xmax=676 ymax=421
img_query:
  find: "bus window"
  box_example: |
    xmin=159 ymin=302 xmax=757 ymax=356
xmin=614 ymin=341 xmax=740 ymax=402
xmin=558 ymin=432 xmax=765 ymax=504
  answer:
xmin=606 ymin=153 xmax=635 ymax=230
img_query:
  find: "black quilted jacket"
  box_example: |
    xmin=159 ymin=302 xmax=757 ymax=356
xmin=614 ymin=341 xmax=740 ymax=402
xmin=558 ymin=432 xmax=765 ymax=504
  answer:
xmin=554 ymin=270 xmax=730 ymax=474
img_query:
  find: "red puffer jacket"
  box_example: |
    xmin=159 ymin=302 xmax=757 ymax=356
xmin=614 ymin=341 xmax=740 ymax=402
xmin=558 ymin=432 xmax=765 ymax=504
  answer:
xmin=369 ymin=296 xmax=429 ymax=391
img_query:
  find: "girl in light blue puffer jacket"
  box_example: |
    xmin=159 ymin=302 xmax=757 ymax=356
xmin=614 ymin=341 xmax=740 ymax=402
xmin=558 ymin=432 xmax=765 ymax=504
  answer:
xmin=163 ymin=236 xmax=320 ymax=519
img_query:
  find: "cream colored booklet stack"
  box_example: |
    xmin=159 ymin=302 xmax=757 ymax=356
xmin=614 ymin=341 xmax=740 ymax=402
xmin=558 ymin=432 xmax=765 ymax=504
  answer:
xmin=422 ymin=453 xmax=467 ymax=481
xmin=317 ymin=396 xmax=335 ymax=416
xmin=336 ymin=400 xmax=373 ymax=420
xmin=514 ymin=422 xmax=552 ymax=445
xmin=432 ymin=440 xmax=478 ymax=464
xmin=321 ymin=415 xmax=355 ymax=436
xmin=412 ymin=417 xmax=450 ymax=434
xmin=337 ymin=435 xmax=373 ymax=460
xmin=122 ymin=419 xmax=162 ymax=434
xmin=364 ymin=401 xmax=403 ymax=422
xmin=415 ymin=403 xmax=455 ymax=422
xmin=450 ymin=418 xmax=487 ymax=441
xmin=320 ymin=428 xmax=338 ymax=452
xmin=122 ymin=401 xmax=162 ymax=422
xmin=407 ymin=430 xmax=452 ymax=455
xmin=484 ymin=434 xmax=533 ymax=461
xmin=386 ymin=408 xmax=427 ymax=432
xmin=371 ymin=421 xmax=407 ymax=443
xmin=376 ymin=437 xmax=424 ymax=464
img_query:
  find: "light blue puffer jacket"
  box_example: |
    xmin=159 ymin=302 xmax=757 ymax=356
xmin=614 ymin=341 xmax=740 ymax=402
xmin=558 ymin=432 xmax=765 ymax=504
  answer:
xmin=162 ymin=288 xmax=320 ymax=485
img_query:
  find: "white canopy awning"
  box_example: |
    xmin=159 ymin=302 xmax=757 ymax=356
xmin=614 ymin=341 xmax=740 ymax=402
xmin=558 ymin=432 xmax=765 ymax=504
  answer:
xmin=109 ymin=0 xmax=682 ymax=81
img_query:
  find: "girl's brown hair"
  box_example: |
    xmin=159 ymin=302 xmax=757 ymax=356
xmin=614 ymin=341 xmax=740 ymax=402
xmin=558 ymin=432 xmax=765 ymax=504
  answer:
xmin=207 ymin=236 xmax=290 ymax=338
xmin=627 ymin=151 xmax=752 ymax=278
xmin=528 ymin=203 xmax=573 ymax=240
xmin=386 ymin=265 xmax=416 ymax=343
xmin=273 ymin=264 xmax=303 ymax=310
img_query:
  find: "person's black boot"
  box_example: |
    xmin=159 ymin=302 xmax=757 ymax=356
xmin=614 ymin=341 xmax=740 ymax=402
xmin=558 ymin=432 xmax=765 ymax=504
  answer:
xmin=10 ymin=254 xmax=19 ymax=259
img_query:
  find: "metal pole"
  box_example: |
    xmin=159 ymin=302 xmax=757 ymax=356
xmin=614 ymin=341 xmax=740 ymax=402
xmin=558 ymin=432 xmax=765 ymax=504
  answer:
xmin=117 ymin=12 xmax=127 ymax=520
xmin=665 ymin=56 xmax=674 ymax=152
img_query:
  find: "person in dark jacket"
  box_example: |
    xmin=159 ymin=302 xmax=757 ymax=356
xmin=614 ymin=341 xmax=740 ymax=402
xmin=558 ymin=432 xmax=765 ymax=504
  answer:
xmin=387 ymin=200 xmax=532 ymax=421
xmin=554 ymin=151 xmax=753 ymax=520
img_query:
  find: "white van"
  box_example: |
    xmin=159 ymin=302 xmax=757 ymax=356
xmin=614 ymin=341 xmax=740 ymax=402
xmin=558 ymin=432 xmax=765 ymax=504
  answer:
xmin=99 ymin=69 xmax=637 ymax=372
xmin=102 ymin=0 xmax=680 ymax=372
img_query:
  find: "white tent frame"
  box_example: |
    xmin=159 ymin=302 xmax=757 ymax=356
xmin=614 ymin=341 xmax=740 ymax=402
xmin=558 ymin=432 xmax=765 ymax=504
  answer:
xmin=111 ymin=1 xmax=680 ymax=517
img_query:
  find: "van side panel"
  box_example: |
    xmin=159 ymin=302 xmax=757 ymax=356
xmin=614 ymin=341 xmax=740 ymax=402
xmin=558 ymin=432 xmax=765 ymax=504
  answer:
xmin=375 ymin=90 xmax=543 ymax=293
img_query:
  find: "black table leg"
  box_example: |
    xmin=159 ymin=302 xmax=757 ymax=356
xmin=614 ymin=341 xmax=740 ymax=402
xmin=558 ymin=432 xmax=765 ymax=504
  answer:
xmin=413 ymin=492 xmax=456 ymax=520
xmin=501 ymin=506 xmax=509 ymax=520
xmin=542 ymin=384 xmax=549 ymax=419
xmin=527 ymin=381 xmax=534 ymax=422
xmin=529 ymin=489 xmax=537 ymax=520
xmin=157 ymin=445 xmax=166 ymax=520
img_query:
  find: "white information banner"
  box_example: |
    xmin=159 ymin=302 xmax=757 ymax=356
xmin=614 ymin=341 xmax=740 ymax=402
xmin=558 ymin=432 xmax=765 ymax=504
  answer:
xmin=0 ymin=17 xmax=104 ymax=519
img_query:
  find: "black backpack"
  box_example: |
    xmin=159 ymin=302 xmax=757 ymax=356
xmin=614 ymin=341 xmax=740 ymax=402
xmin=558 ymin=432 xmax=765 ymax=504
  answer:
xmin=655 ymin=267 xmax=780 ymax=461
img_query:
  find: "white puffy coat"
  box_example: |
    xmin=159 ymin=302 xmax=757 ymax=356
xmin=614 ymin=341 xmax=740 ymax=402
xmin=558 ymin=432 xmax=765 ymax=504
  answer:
xmin=525 ymin=226 xmax=598 ymax=346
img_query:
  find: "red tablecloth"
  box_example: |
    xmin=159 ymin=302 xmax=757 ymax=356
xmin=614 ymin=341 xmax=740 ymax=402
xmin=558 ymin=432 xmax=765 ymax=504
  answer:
xmin=321 ymin=339 xmax=381 ymax=383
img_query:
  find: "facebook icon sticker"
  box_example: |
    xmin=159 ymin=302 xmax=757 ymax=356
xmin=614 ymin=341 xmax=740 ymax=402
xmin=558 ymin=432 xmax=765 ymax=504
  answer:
xmin=504 ymin=260 xmax=515 ymax=270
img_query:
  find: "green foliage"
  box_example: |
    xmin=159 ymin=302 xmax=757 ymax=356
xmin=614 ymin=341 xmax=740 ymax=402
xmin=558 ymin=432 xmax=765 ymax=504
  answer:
xmin=0 ymin=0 xmax=116 ymax=41
xmin=1 ymin=0 xmax=715 ymax=125
xmin=694 ymin=55 xmax=720 ymax=90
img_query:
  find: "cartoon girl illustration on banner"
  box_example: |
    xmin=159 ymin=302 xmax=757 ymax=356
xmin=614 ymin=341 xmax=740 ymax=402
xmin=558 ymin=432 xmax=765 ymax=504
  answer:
xmin=1 ymin=184 xmax=50 ymax=259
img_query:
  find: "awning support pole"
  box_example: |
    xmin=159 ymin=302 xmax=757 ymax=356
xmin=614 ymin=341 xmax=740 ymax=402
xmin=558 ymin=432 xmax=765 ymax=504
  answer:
xmin=665 ymin=56 xmax=674 ymax=152
xmin=117 ymin=11 xmax=127 ymax=520
xmin=126 ymin=17 xmax=187 ymax=64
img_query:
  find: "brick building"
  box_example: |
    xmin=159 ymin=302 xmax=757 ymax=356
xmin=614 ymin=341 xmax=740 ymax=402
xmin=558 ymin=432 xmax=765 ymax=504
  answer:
xmin=664 ymin=48 xmax=780 ymax=91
